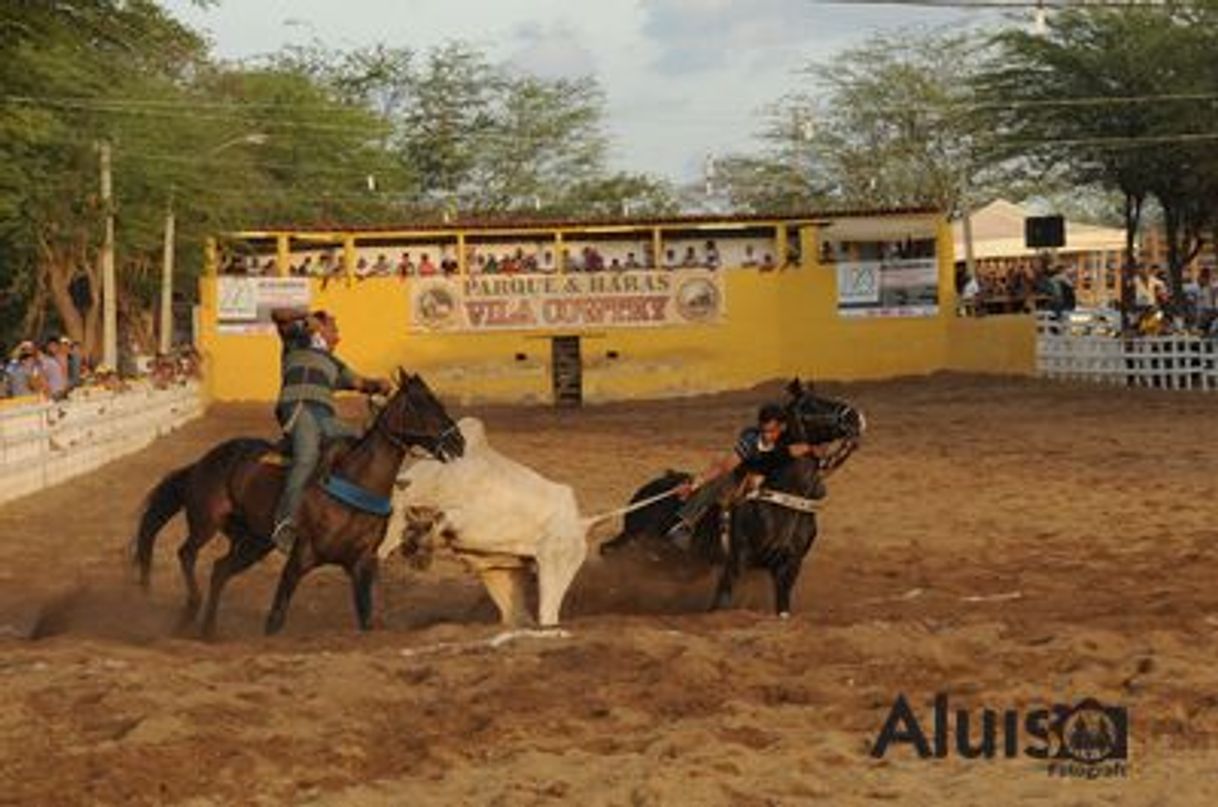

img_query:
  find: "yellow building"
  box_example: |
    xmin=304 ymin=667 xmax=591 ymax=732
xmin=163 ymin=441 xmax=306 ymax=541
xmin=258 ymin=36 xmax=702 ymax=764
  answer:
xmin=199 ymin=210 xmax=1034 ymax=404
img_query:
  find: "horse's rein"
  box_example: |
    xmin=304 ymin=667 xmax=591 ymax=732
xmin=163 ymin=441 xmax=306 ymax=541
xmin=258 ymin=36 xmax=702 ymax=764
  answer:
xmin=373 ymin=389 xmax=458 ymax=456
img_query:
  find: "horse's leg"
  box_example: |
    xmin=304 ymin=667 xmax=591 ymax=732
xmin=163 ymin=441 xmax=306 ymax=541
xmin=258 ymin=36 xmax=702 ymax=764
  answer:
xmin=265 ymin=543 xmax=316 ymax=636
xmin=711 ymin=516 xmax=744 ymax=611
xmin=771 ymin=556 xmax=803 ymax=618
xmin=175 ymin=511 xmax=219 ymax=631
xmin=710 ymin=561 xmax=739 ymax=611
xmin=201 ymin=532 xmax=273 ymax=640
xmin=347 ymin=553 xmax=379 ymax=631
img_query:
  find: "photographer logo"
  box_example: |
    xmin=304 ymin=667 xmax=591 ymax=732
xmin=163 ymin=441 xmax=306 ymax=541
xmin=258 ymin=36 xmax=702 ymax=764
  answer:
xmin=870 ymin=693 xmax=1128 ymax=779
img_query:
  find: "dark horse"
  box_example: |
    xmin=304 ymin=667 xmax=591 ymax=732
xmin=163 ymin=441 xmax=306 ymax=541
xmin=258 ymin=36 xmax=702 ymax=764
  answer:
xmin=133 ymin=371 xmax=464 ymax=639
xmin=601 ymin=378 xmax=865 ymax=615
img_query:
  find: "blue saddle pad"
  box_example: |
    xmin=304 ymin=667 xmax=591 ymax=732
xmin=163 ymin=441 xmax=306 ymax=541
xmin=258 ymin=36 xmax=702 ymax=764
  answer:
xmin=321 ymin=474 xmax=393 ymax=517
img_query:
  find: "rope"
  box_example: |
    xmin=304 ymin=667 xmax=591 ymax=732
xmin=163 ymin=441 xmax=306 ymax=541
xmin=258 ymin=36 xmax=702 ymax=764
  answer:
xmin=581 ymin=486 xmax=683 ymax=528
xmin=397 ymin=628 xmax=571 ymax=659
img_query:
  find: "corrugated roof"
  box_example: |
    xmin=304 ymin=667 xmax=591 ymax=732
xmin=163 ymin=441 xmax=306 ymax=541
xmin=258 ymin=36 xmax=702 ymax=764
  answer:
xmin=222 ymin=207 xmax=942 ymax=239
xmin=952 ymin=199 xmax=1125 ymax=260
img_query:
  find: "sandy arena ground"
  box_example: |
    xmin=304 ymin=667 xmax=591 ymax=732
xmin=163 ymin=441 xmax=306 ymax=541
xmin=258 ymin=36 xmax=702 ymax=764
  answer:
xmin=2 ymin=373 xmax=1217 ymax=805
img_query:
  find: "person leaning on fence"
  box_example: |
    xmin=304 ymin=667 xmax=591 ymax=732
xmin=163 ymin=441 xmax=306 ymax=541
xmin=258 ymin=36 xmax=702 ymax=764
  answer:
xmin=2 ymin=343 xmax=31 ymax=397
xmin=39 ymin=339 xmax=69 ymax=400
xmin=1196 ymin=267 xmax=1218 ymax=334
xmin=268 ymin=308 xmax=392 ymax=555
xmin=665 ymin=403 xmax=826 ymax=550
xmin=6 ymin=343 xmax=43 ymax=398
xmin=1047 ymin=266 xmax=1077 ymax=318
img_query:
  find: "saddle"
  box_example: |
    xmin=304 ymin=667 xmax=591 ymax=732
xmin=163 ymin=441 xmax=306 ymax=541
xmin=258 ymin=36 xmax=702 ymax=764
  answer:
xmin=732 ymin=470 xmax=825 ymax=513
xmin=257 ymin=436 xmax=391 ymax=517
xmin=257 ymin=436 xmax=356 ymax=472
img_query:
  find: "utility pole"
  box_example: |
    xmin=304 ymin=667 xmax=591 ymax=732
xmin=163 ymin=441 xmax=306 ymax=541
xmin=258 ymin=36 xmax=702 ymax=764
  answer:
xmin=960 ymin=169 xmax=976 ymax=283
xmin=157 ymin=133 xmax=265 ymax=353
xmin=99 ymin=140 xmax=117 ymax=369
xmin=159 ymin=191 xmax=175 ymax=354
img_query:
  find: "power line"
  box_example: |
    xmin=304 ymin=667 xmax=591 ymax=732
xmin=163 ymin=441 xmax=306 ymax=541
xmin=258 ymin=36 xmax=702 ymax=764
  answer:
xmin=1009 ymin=130 xmax=1218 ymax=149
xmin=11 ymin=87 xmax=1218 ymax=124
xmin=810 ymin=1 xmax=1169 ymax=7
xmin=1 ymin=94 xmax=622 ymax=146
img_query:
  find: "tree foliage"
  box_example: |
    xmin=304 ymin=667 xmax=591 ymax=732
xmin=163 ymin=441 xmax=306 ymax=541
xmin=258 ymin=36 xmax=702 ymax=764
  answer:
xmin=1 ymin=0 xmax=211 ymax=352
xmin=981 ymin=2 xmax=1218 ymax=305
xmin=0 ymin=8 xmax=673 ymax=353
xmin=716 ymin=29 xmax=1002 ymax=216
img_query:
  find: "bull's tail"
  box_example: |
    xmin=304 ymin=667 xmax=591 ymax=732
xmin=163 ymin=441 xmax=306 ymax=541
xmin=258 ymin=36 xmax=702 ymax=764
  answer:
xmin=132 ymin=464 xmax=193 ymax=590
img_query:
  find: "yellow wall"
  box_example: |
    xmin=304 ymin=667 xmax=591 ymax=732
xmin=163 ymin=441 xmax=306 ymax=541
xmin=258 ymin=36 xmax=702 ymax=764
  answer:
xmin=198 ymin=218 xmax=1035 ymax=404
xmin=945 ymin=314 xmax=1037 ymax=375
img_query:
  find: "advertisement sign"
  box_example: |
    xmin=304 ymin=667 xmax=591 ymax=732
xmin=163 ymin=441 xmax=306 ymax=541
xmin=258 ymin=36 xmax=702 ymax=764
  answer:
xmin=216 ymin=277 xmax=311 ymax=334
xmin=409 ymin=270 xmax=725 ymax=332
xmin=838 ymin=258 xmax=939 ymax=318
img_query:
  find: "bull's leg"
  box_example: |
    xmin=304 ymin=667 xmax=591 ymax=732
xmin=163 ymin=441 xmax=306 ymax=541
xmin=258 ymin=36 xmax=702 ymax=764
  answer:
xmin=348 ymin=553 xmax=378 ymax=631
xmin=265 ymin=543 xmax=315 ymax=636
xmin=480 ymin=567 xmax=531 ymax=627
xmin=201 ymin=533 xmax=273 ymax=640
xmin=771 ymin=557 xmax=803 ymax=618
xmin=537 ymin=538 xmax=586 ymax=627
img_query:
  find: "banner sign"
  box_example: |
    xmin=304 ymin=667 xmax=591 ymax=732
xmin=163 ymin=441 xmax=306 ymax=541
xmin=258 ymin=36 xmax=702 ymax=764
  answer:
xmin=837 ymin=258 xmax=939 ymax=318
xmin=216 ymin=277 xmax=311 ymax=334
xmin=409 ymin=270 xmax=724 ymax=332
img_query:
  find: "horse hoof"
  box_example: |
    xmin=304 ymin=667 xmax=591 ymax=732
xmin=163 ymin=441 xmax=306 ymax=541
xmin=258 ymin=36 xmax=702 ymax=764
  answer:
xmin=778 ymin=611 xmax=791 ymax=620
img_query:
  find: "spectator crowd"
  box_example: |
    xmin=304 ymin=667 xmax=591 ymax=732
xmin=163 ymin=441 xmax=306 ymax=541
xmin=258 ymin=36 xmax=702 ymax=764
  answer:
xmin=1 ymin=338 xmax=201 ymax=401
xmin=219 ymin=238 xmax=791 ymax=278
xmin=958 ymin=260 xmax=1218 ymax=337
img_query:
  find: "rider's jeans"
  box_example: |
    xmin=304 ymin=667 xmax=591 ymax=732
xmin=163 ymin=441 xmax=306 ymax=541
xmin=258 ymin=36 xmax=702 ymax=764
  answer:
xmin=674 ymin=470 xmax=740 ymax=528
xmin=273 ymin=402 xmax=358 ymax=526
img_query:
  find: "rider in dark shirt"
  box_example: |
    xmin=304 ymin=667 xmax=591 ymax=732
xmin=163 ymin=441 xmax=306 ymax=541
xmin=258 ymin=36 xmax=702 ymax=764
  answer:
xmin=666 ymin=402 xmax=821 ymax=548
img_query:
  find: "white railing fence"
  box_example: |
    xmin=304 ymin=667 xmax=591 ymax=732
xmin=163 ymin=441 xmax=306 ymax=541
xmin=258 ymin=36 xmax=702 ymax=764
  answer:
xmin=1037 ymin=313 xmax=1218 ymax=391
xmin=0 ymin=382 xmax=203 ymax=505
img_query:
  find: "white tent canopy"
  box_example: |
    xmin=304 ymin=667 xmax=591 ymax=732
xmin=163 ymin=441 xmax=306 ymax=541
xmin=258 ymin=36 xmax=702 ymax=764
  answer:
xmin=953 ymin=199 xmax=1126 ymax=261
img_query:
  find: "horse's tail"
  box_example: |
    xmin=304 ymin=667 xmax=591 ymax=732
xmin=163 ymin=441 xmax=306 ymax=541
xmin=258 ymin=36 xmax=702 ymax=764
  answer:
xmin=133 ymin=463 xmax=193 ymax=589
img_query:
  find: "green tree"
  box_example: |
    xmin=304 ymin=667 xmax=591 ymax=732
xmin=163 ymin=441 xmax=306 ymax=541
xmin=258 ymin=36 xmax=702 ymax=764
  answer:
xmin=470 ymin=74 xmax=608 ymax=213
xmin=0 ymin=0 xmax=212 ymax=354
xmin=716 ymin=29 xmax=1001 ymax=216
xmin=0 ymin=5 xmax=404 ymax=354
xmin=551 ymin=172 xmax=677 ymax=218
xmin=982 ymin=2 xmax=1218 ymax=309
xmin=282 ymin=41 xmax=633 ymax=216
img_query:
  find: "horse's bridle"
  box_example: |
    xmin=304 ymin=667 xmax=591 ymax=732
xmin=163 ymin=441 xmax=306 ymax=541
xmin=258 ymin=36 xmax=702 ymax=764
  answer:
xmin=787 ymin=394 xmax=862 ymax=475
xmin=374 ymin=387 xmax=459 ymax=459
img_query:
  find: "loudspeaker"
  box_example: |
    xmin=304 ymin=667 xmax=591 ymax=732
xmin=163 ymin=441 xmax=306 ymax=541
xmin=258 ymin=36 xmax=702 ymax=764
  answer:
xmin=1025 ymin=215 xmax=1065 ymax=249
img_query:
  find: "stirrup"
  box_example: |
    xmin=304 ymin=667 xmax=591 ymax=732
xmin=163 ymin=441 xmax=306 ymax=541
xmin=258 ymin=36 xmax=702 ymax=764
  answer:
xmin=666 ymin=521 xmax=693 ymax=552
xmin=270 ymin=520 xmax=297 ymax=555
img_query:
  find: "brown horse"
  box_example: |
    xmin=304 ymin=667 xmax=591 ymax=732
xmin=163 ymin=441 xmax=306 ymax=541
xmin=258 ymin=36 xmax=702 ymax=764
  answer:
xmin=133 ymin=370 xmax=464 ymax=639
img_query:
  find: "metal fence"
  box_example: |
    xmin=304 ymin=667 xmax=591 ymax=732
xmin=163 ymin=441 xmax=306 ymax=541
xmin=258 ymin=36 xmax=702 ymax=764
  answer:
xmin=1036 ymin=313 xmax=1218 ymax=391
xmin=0 ymin=382 xmax=202 ymax=505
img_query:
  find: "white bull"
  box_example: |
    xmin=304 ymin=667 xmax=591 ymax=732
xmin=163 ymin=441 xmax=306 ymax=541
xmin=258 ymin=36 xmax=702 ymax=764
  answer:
xmin=381 ymin=417 xmax=589 ymax=627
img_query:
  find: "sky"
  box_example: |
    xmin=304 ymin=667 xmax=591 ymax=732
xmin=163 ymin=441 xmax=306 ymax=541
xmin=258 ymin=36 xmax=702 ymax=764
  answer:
xmin=161 ymin=0 xmax=1020 ymax=182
